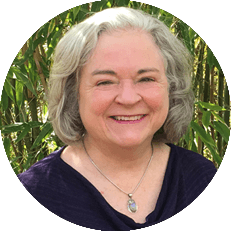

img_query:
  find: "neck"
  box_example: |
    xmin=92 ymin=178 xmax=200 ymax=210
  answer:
xmin=82 ymin=134 xmax=153 ymax=172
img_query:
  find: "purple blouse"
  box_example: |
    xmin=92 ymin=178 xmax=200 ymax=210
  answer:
xmin=18 ymin=144 xmax=217 ymax=230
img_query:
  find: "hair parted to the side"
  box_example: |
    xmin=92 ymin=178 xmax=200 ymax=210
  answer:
xmin=48 ymin=7 xmax=194 ymax=145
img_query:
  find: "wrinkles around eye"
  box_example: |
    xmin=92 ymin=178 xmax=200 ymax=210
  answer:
xmin=138 ymin=77 xmax=155 ymax=82
xmin=96 ymin=81 xmax=114 ymax=86
xmin=96 ymin=77 xmax=156 ymax=87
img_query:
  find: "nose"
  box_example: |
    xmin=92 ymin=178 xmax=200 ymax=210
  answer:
xmin=115 ymin=81 xmax=141 ymax=106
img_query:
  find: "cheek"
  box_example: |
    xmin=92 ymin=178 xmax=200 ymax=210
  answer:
xmin=143 ymin=87 xmax=169 ymax=111
xmin=91 ymin=90 xmax=114 ymax=116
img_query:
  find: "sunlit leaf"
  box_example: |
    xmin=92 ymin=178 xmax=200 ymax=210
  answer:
xmin=206 ymin=143 xmax=222 ymax=165
xmin=213 ymin=121 xmax=230 ymax=143
xmin=1 ymin=123 xmax=25 ymax=133
xmin=202 ymin=111 xmax=211 ymax=128
xmin=48 ymin=18 xmax=56 ymax=35
xmin=191 ymin=121 xmax=215 ymax=146
xmin=1 ymin=87 xmax=9 ymax=111
xmin=1 ymin=121 xmax=42 ymax=134
xmin=31 ymin=122 xmax=53 ymax=149
xmin=15 ymin=80 xmax=24 ymax=108
xmin=4 ymin=78 xmax=15 ymax=102
xmin=198 ymin=101 xmax=226 ymax=111
xmin=189 ymin=27 xmax=196 ymax=40
xmin=59 ymin=10 xmax=68 ymax=23
xmin=12 ymin=67 xmax=37 ymax=97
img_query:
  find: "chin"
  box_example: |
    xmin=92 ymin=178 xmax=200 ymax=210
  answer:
xmin=110 ymin=134 xmax=152 ymax=148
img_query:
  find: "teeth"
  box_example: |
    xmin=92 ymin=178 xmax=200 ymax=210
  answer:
xmin=113 ymin=115 xmax=145 ymax=121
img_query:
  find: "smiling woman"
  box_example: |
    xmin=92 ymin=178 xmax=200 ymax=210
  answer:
xmin=17 ymin=7 xmax=217 ymax=230
xmin=79 ymin=29 xmax=169 ymax=149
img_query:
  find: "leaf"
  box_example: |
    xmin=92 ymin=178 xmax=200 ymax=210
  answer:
xmin=46 ymin=29 xmax=62 ymax=58
xmin=202 ymin=111 xmax=211 ymax=128
xmin=12 ymin=67 xmax=37 ymax=97
xmin=213 ymin=55 xmax=221 ymax=72
xmin=91 ymin=1 xmax=101 ymax=12
xmin=211 ymin=111 xmax=226 ymax=124
xmin=4 ymin=78 xmax=15 ymax=102
xmin=15 ymin=80 xmax=24 ymax=108
xmin=15 ymin=125 xmax=30 ymax=143
xmin=151 ymin=6 xmax=160 ymax=16
xmin=213 ymin=121 xmax=230 ymax=143
xmin=189 ymin=27 xmax=196 ymax=40
xmin=207 ymin=47 xmax=214 ymax=70
xmin=116 ymin=0 xmax=130 ymax=6
xmin=48 ymin=18 xmax=56 ymax=35
xmin=198 ymin=101 xmax=226 ymax=111
xmin=27 ymin=121 xmax=43 ymax=128
xmin=3 ymin=137 xmax=11 ymax=158
xmin=191 ymin=121 xmax=215 ymax=147
xmin=32 ymin=36 xmax=46 ymax=50
xmin=205 ymin=143 xmax=222 ymax=166
xmin=0 ymin=121 xmax=42 ymax=134
xmin=31 ymin=122 xmax=53 ymax=149
xmin=178 ymin=21 xmax=192 ymax=53
xmin=59 ymin=10 xmax=68 ymax=23
xmin=72 ymin=5 xmax=81 ymax=20
xmin=51 ymin=28 xmax=62 ymax=47
xmin=1 ymin=87 xmax=9 ymax=111
xmin=13 ymin=46 xmax=33 ymax=66
xmin=191 ymin=141 xmax=198 ymax=153
xmin=23 ymin=154 xmax=34 ymax=171
xmin=39 ymin=61 xmax=49 ymax=78
xmin=37 ymin=152 xmax=44 ymax=161
xmin=10 ymin=156 xmax=22 ymax=164
xmin=46 ymin=48 xmax=54 ymax=60
xmin=1 ymin=123 xmax=25 ymax=133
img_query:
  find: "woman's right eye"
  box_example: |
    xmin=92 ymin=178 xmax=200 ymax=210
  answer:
xmin=96 ymin=81 xmax=113 ymax=86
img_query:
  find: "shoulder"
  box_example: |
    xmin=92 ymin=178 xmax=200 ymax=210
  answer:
xmin=170 ymin=143 xmax=217 ymax=174
xmin=18 ymin=147 xmax=66 ymax=193
xmin=170 ymin=144 xmax=217 ymax=196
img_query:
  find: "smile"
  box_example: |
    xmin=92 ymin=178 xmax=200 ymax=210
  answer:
xmin=110 ymin=114 xmax=146 ymax=121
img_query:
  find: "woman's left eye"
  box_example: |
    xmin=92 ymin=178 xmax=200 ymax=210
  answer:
xmin=139 ymin=77 xmax=155 ymax=82
xmin=96 ymin=81 xmax=113 ymax=86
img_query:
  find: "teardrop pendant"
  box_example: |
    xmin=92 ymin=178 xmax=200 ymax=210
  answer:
xmin=127 ymin=197 xmax=138 ymax=213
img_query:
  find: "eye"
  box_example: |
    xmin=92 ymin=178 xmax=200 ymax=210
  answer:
xmin=139 ymin=77 xmax=155 ymax=83
xmin=96 ymin=80 xmax=114 ymax=86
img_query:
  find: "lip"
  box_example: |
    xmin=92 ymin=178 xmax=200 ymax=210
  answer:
xmin=110 ymin=114 xmax=147 ymax=124
xmin=110 ymin=114 xmax=145 ymax=117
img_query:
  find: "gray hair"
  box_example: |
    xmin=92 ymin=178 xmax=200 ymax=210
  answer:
xmin=48 ymin=7 xmax=194 ymax=145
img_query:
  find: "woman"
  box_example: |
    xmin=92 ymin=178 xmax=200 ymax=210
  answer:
xmin=18 ymin=7 xmax=217 ymax=230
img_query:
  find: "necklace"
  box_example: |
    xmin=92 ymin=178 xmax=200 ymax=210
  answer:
xmin=82 ymin=139 xmax=154 ymax=213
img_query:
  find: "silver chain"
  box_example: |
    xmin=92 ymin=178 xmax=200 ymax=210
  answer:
xmin=82 ymin=139 xmax=154 ymax=197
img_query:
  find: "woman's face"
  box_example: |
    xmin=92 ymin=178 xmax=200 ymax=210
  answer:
xmin=79 ymin=29 xmax=169 ymax=147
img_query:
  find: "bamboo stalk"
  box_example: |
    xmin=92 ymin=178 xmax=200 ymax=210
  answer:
xmin=196 ymin=41 xmax=205 ymax=155
xmin=21 ymin=41 xmax=34 ymax=99
xmin=33 ymin=46 xmax=48 ymax=96
xmin=218 ymin=69 xmax=224 ymax=155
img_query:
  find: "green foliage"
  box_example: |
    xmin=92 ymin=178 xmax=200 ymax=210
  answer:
xmin=1 ymin=1 xmax=230 ymax=174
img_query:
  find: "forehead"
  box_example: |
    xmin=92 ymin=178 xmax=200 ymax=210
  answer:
xmin=84 ymin=29 xmax=165 ymax=74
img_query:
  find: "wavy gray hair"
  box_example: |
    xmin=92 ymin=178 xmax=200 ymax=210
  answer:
xmin=48 ymin=7 xmax=194 ymax=145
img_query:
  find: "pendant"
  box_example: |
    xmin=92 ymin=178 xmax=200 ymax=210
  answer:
xmin=127 ymin=194 xmax=138 ymax=213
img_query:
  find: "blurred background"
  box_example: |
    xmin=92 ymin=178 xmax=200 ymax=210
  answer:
xmin=0 ymin=0 xmax=230 ymax=175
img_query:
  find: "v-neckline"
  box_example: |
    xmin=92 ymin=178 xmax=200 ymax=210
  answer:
xmin=57 ymin=144 xmax=173 ymax=226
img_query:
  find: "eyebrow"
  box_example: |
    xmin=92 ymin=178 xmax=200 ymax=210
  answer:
xmin=137 ymin=68 xmax=159 ymax=74
xmin=91 ymin=70 xmax=117 ymax=76
xmin=91 ymin=68 xmax=159 ymax=76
